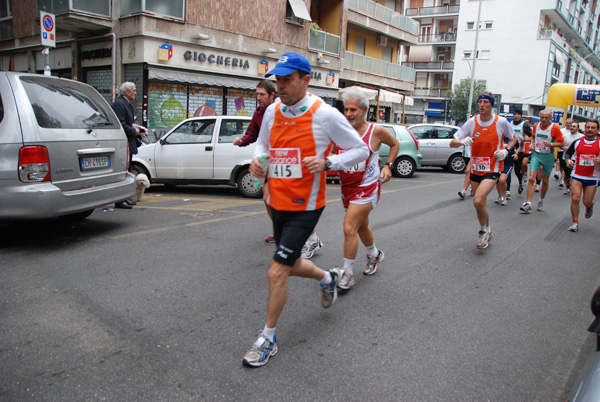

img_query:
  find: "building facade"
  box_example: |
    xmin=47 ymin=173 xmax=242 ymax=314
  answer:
xmin=403 ymin=0 xmax=600 ymax=124
xmin=0 ymin=0 xmax=419 ymax=139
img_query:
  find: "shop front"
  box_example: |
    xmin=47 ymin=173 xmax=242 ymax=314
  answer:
xmin=121 ymin=38 xmax=340 ymax=141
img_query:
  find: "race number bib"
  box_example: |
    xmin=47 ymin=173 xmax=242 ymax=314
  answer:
xmin=535 ymin=137 xmax=550 ymax=153
xmin=345 ymin=161 xmax=366 ymax=173
xmin=472 ymin=157 xmax=491 ymax=172
xmin=579 ymin=154 xmax=595 ymax=166
xmin=338 ymin=149 xmax=366 ymax=173
xmin=269 ymin=148 xmax=303 ymax=179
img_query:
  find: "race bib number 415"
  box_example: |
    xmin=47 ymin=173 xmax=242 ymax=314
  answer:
xmin=269 ymin=148 xmax=303 ymax=179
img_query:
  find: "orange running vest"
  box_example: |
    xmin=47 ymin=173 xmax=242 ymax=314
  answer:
xmin=267 ymin=100 xmax=332 ymax=211
xmin=470 ymin=115 xmax=504 ymax=175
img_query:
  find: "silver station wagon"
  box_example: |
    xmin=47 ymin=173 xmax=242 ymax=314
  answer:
xmin=0 ymin=72 xmax=135 ymax=222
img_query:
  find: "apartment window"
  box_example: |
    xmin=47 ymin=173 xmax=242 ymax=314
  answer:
xmin=39 ymin=0 xmax=110 ymax=17
xmin=0 ymin=0 xmax=12 ymax=40
xmin=466 ymin=21 xmax=493 ymax=30
xmin=286 ymin=0 xmax=311 ymax=24
xmin=382 ymin=46 xmax=393 ymax=63
xmin=356 ymin=37 xmax=366 ymax=55
xmin=477 ymin=50 xmax=490 ymax=59
xmin=121 ymin=0 xmax=184 ymax=19
xmin=437 ymin=54 xmax=446 ymax=61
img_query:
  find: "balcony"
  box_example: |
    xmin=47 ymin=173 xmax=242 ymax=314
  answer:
xmin=309 ymin=30 xmax=341 ymax=56
xmin=344 ymin=51 xmax=415 ymax=82
xmin=403 ymin=61 xmax=454 ymax=70
xmin=418 ymin=33 xmax=456 ymax=44
xmin=405 ymin=4 xmax=460 ymax=17
xmin=347 ymin=0 xmax=419 ymax=36
xmin=413 ymin=88 xmax=450 ymax=98
xmin=37 ymin=0 xmax=113 ymax=32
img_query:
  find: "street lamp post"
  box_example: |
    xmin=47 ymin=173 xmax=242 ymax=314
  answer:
xmin=466 ymin=0 xmax=483 ymax=119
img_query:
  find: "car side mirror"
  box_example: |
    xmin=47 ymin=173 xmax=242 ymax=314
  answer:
xmin=159 ymin=138 xmax=166 ymax=145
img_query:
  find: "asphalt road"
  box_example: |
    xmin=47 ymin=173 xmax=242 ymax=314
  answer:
xmin=1 ymin=169 xmax=599 ymax=401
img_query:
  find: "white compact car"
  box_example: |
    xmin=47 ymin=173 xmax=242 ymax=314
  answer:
xmin=131 ymin=116 xmax=262 ymax=198
xmin=408 ymin=123 xmax=466 ymax=173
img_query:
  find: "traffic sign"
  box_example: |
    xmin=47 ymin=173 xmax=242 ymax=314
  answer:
xmin=40 ymin=11 xmax=56 ymax=48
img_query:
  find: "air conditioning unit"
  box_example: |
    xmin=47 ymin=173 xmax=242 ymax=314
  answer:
xmin=377 ymin=35 xmax=388 ymax=46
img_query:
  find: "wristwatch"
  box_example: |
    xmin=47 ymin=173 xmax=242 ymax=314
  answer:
xmin=324 ymin=158 xmax=332 ymax=171
xmin=385 ymin=162 xmax=394 ymax=170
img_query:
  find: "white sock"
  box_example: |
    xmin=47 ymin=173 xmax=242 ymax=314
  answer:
xmin=260 ymin=326 xmax=276 ymax=344
xmin=481 ymin=225 xmax=489 ymax=233
xmin=539 ymin=198 xmax=544 ymax=202
xmin=320 ymin=270 xmax=332 ymax=285
xmin=366 ymin=244 xmax=378 ymax=256
xmin=308 ymin=233 xmax=318 ymax=242
xmin=343 ymin=258 xmax=355 ymax=275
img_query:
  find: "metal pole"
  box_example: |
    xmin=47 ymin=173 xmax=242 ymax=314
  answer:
xmin=467 ymin=0 xmax=482 ymax=119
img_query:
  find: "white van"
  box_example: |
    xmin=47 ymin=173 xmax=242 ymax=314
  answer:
xmin=0 ymin=72 xmax=136 ymax=222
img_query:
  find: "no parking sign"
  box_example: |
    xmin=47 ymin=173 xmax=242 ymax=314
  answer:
xmin=40 ymin=11 xmax=56 ymax=48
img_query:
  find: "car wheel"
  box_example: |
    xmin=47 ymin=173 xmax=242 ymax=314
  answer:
xmin=236 ymin=167 xmax=263 ymax=198
xmin=447 ymin=154 xmax=466 ymax=173
xmin=393 ymin=157 xmax=416 ymax=178
xmin=131 ymin=163 xmax=150 ymax=179
xmin=58 ymin=209 xmax=94 ymax=221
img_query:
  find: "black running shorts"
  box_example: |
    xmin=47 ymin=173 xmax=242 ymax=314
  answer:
xmin=271 ymin=207 xmax=324 ymax=266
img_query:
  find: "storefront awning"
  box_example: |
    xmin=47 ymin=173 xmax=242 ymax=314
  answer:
xmin=148 ymin=66 xmax=340 ymax=99
xmin=339 ymin=86 xmax=413 ymax=106
xmin=407 ymin=45 xmax=433 ymax=62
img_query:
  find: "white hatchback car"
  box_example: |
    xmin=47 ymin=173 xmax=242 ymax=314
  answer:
xmin=408 ymin=123 xmax=466 ymax=173
xmin=131 ymin=116 xmax=261 ymax=198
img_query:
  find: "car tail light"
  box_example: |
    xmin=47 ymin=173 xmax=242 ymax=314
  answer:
xmin=19 ymin=146 xmax=50 ymax=182
xmin=126 ymin=143 xmax=130 ymax=171
xmin=407 ymin=129 xmax=419 ymax=150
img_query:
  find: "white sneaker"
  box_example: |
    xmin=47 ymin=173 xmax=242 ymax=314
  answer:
xmin=505 ymin=191 xmax=511 ymax=200
xmin=537 ymin=200 xmax=544 ymax=212
xmin=301 ymin=237 xmax=323 ymax=259
xmin=458 ymin=189 xmax=466 ymax=200
xmin=568 ymin=222 xmax=579 ymax=232
xmin=337 ymin=272 xmax=355 ymax=290
xmin=476 ymin=230 xmax=492 ymax=249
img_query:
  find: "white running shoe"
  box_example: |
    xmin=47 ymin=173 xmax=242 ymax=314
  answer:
xmin=585 ymin=205 xmax=594 ymax=219
xmin=301 ymin=237 xmax=323 ymax=259
xmin=568 ymin=222 xmax=579 ymax=232
xmin=337 ymin=272 xmax=355 ymax=290
xmin=320 ymin=268 xmax=343 ymax=308
xmin=537 ymin=200 xmax=544 ymax=212
xmin=476 ymin=230 xmax=492 ymax=249
xmin=520 ymin=203 xmax=532 ymax=213
xmin=458 ymin=189 xmax=467 ymax=200
xmin=364 ymin=250 xmax=384 ymax=275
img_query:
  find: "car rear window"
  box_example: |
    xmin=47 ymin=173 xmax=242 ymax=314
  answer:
xmin=20 ymin=77 xmax=117 ymax=130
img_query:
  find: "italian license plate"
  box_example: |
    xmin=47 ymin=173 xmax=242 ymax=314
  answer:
xmin=80 ymin=155 xmax=110 ymax=170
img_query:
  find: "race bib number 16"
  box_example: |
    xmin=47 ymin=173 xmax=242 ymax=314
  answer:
xmin=269 ymin=148 xmax=303 ymax=179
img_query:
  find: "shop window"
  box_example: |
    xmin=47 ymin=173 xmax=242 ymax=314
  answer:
xmin=225 ymin=88 xmax=256 ymax=116
xmin=121 ymin=0 xmax=184 ymax=19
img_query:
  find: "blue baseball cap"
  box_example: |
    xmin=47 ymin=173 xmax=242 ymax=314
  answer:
xmin=265 ymin=52 xmax=312 ymax=77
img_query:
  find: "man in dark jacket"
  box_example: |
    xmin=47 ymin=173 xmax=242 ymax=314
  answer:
xmin=112 ymin=82 xmax=141 ymax=209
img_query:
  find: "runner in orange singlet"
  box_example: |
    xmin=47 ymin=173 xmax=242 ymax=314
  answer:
xmin=450 ymin=92 xmax=517 ymax=249
xmin=242 ymin=53 xmax=369 ymax=367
